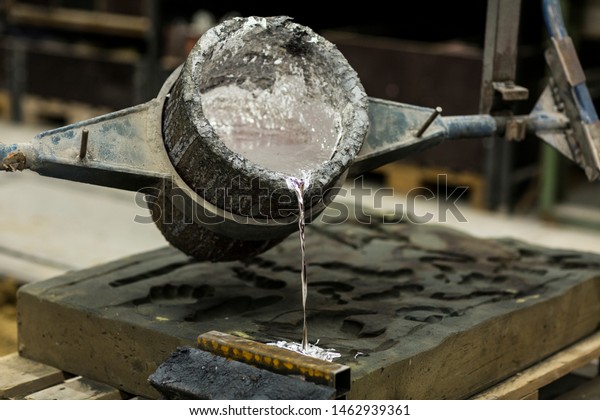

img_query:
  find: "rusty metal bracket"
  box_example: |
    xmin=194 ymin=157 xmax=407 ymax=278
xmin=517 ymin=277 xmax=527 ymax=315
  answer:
xmin=1 ymin=151 xmax=26 ymax=172
xmin=492 ymin=81 xmax=529 ymax=102
xmin=505 ymin=117 xmax=528 ymax=141
xmin=551 ymin=37 xmax=586 ymax=87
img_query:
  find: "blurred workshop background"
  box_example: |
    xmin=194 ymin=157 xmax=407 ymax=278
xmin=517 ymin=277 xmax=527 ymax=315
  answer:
xmin=1 ymin=0 xmax=600 ymax=358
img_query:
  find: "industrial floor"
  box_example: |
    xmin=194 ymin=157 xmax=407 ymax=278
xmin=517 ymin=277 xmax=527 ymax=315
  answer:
xmin=2 ymin=119 xmax=600 ymax=358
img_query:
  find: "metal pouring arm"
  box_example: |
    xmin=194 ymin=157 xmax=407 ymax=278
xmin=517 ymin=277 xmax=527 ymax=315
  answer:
xmin=0 ymin=93 xmax=574 ymax=189
xmin=0 ymin=97 xmax=569 ymax=188
xmin=0 ymin=101 xmax=170 ymax=190
xmin=348 ymin=99 xmax=568 ymax=177
xmin=0 ymin=71 xmax=179 ymax=192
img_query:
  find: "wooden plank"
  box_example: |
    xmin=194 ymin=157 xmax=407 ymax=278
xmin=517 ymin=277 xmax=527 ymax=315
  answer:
xmin=375 ymin=162 xmax=486 ymax=208
xmin=520 ymin=390 xmax=539 ymax=400
xmin=24 ymin=377 xmax=123 ymax=400
xmin=22 ymin=95 xmax=111 ymax=126
xmin=0 ymin=353 xmax=65 ymax=399
xmin=0 ymin=90 xmax=10 ymax=120
xmin=473 ymin=331 xmax=600 ymax=399
xmin=0 ymin=279 xmax=18 ymax=357
xmin=557 ymin=376 xmax=600 ymax=400
xmin=8 ymin=4 xmax=149 ymax=38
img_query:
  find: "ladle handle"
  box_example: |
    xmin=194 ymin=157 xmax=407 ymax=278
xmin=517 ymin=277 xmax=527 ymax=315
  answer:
xmin=348 ymin=98 xmax=567 ymax=177
xmin=0 ymin=100 xmax=171 ymax=191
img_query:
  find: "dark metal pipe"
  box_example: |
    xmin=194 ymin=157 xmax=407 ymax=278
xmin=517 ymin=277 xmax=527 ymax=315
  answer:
xmin=443 ymin=115 xmax=497 ymax=139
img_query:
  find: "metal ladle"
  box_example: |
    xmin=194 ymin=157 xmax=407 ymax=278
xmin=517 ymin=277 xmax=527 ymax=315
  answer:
xmin=0 ymin=2 xmax=596 ymax=261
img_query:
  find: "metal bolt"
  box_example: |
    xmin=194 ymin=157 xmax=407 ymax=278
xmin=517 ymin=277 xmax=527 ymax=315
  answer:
xmin=79 ymin=129 xmax=89 ymax=159
xmin=416 ymin=107 xmax=442 ymax=138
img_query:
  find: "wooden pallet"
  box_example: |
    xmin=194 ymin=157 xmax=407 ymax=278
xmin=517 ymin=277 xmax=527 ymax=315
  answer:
xmin=0 ymin=353 xmax=135 ymax=400
xmin=21 ymin=95 xmax=112 ymax=126
xmin=7 ymin=2 xmax=150 ymax=39
xmin=473 ymin=331 xmax=600 ymax=400
xmin=1 ymin=330 xmax=599 ymax=400
xmin=375 ymin=162 xmax=486 ymax=209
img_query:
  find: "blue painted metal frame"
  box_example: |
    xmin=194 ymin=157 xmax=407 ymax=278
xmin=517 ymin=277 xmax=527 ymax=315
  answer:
xmin=543 ymin=0 xmax=599 ymax=124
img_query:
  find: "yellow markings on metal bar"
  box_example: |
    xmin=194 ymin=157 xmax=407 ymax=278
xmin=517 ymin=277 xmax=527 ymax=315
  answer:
xmin=197 ymin=330 xmax=350 ymax=395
